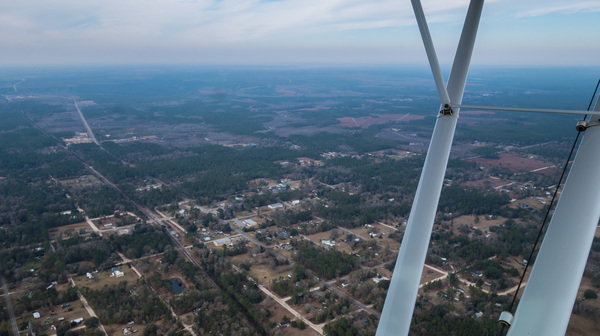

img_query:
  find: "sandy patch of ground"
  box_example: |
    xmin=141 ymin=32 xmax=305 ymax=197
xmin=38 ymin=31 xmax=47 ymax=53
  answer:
xmin=468 ymin=152 xmax=558 ymax=175
xmin=337 ymin=114 xmax=425 ymax=128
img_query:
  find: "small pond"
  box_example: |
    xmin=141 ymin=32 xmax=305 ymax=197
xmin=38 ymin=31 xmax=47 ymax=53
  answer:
xmin=169 ymin=278 xmax=185 ymax=294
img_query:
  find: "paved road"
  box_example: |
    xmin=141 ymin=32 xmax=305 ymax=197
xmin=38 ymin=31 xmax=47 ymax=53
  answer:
xmin=1 ymin=270 xmax=19 ymax=336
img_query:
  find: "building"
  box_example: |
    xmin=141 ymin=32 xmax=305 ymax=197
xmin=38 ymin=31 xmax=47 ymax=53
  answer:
xmin=86 ymin=272 xmax=94 ymax=279
xmin=372 ymin=276 xmax=390 ymax=284
xmin=213 ymin=237 xmax=231 ymax=247
xmin=268 ymin=203 xmax=283 ymax=210
xmin=321 ymin=240 xmax=336 ymax=247
xmin=242 ymin=219 xmax=257 ymax=227
xmin=33 ymin=312 xmax=41 ymax=319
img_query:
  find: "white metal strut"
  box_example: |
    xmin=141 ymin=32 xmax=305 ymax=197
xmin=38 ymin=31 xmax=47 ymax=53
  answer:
xmin=376 ymin=1 xmax=484 ymax=335
xmin=507 ymin=95 xmax=600 ymax=335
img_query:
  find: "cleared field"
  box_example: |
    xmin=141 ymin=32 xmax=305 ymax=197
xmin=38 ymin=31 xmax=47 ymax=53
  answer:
xmin=104 ymin=321 xmax=147 ymax=335
xmin=58 ymin=174 xmax=103 ymax=188
xmin=248 ymin=263 xmax=294 ymax=288
xmin=508 ymin=197 xmax=546 ymax=210
xmin=468 ymin=152 xmax=559 ymax=175
xmin=450 ymin=215 xmax=509 ymax=234
xmin=73 ymin=265 xmax=139 ymax=291
xmin=566 ymin=276 xmax=600 ymax=335
xmin=337 ymin=113 xmax=425 ymax=128
xmin=16 ymin=299 xmax=92 ymax=336
xmin=257 ymin=296 xmax=317 ymax=336
xmin=305 ymin=231 xmax=354 ymax=254
xmin=48 ymin=222 xmax=91 ymax=240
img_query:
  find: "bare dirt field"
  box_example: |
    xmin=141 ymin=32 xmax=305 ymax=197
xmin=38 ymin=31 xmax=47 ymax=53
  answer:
xmin=462 ymin=177 xmax=511 ymax=189
xmin=566 ymin=276 xmax=600 ymax=335
xmin=73 ymin=265 xmax=139 ymax=291
xmin=337 ymin=114 xmax=425 ymax=128
xmin=304 ymin=231 xmax=355 ymax=254
xmin=105 ymin=322 xmax=146 ymax=335
xmin=508 ymin=197 xmax=546 ymax=210
xmin=420 ymin=267 xmax=446 ymax=284
xmin=48 ymin=222 xmax=91 ymax=240
xmin=256 ymin=296 xmax=318 ymax=336
xmin=450 ymin=215 xmax=509 ymax=234
xmin=58 ymin=175 xmax=103 ymax=188
xmin=248 ymin=263 xmax=294 ymax=288
xmin=468 ymin=152 xmax=559 ymax=175
xmin=17 ymin=299 xmax=92 ymax=336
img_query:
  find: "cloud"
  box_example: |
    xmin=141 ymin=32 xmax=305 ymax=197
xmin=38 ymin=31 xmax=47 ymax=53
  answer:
xmin=0 ymin=0 xmax=598 ymax=65
xmin=512 ymin=1 xmax=600 ymax=17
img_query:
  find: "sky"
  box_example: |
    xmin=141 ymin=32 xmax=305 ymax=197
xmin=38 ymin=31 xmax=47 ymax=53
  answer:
xmin=1 ymin=0 xmax=599 ymax=66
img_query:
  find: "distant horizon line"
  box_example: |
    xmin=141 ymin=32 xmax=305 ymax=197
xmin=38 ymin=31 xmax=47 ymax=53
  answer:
xmin=1 ymin=62 xmax=599 ymax=70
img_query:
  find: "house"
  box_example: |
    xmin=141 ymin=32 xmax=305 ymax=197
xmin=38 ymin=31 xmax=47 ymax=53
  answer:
xmin=321 ymin=240 xmax=336 ymax=247
xmin=372 ymin=276 xmax=390 ymax=284
xmin=71 ymin=318 xmax=84 ymax=324
xmin=111 ymin=270 xmax=124 ymax=278
xmin=86 ymin=272 xmax=94 ymax=279
xmin=268 ymin=203 xmax=283 ymax=210
xmin=33 ymin=312 xmax=41 ymax=319
xmin=291 ymin=200 xmax=300 ymax=205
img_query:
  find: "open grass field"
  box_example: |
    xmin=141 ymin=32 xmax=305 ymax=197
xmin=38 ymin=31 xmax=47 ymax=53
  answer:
xmin=58 ymin=175 xmax=103 ymax=189
xmin=304 ymin=231 xmax=354 ymax=254
xmin=48 ymin=222 xmax=91 ymax=240
xmin=73 ymin=264 xmax=139 ymax=291
xmin=468 ymin=152 xmax=559 ymax=175
xmin=449 ymin=215 xmax=509 ymax=234
xmin=16 ymin=299 xmax=91 ymax=336
xmin=248 ymin=263 xmax=294 ymax=288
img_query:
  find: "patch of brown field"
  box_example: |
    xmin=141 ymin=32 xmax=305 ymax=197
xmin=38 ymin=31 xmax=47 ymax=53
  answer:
xmin=16 ymin=299 xmax=92 ymax=336
xmin=298 ymin=106 xmax=331 ymax=112
xmin=337 ymin=114 xmax=425 ymax=127
xmin=256 ymin=296 xmax=316 ymax=336
xmin=276 ymin=87 xmax=302 ymax=97
xmin=508 ymin=197 xmax=546 ymax=210
xmin=462 ymin=177 xmax=510 ymax=189
xmin=105 ymin=321 xmax=150 ymax=335
xmin=48 ymin=222 xmax=92 ymax=240
xmin=73 ymin=265 xmax=139 ymax=291
xmin=450 ymin=215 xmax=509 ymax=234
xmin=468 ymin=152 xmax=558 ymax=175
xmin=567 ymin=276 xmax=600 ymax=335
xmin=305 ymin=230 xmax=354 ymax=254
xmin=420 ymin=266 xmax=445 ymax=284
xmin=248 ymin=263 xmax=294 ymax=288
